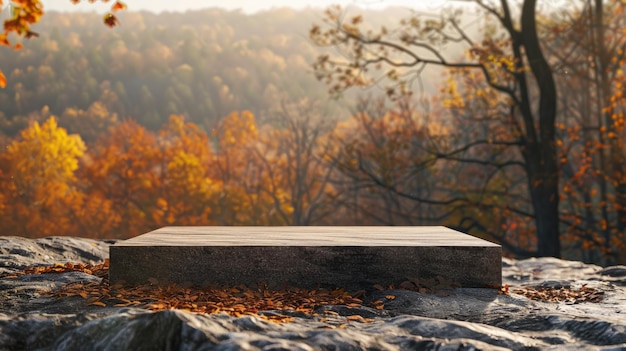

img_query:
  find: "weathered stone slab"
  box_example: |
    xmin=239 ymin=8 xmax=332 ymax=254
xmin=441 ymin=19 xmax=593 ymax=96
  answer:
xmin=109 ymin=226 xmax=501 ymax=290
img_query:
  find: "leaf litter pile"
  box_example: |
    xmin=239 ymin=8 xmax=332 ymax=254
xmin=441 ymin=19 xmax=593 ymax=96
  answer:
xmin=7 ymin=260 xmax=374 ymax=323
xmin=4 ymin=261 xmax=605 ymax=323
xmin=500 ymin=284 xmax=605 ymax=304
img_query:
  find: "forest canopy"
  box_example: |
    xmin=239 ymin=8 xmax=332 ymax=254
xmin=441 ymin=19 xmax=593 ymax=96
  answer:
xmin=0 ymin=8 xmax=342 ymax=135
xmin=0 ymin=5 xmax=625 ymax=266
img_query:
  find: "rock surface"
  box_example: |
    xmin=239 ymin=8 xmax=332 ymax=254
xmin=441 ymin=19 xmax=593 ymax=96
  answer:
xmin=0 ymin=236 xmax=625 ymax=350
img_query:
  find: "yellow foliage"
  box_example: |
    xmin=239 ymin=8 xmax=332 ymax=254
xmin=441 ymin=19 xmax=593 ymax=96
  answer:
xmin=0 ymin=106 xmax=321 ymax=234
xmin=217 ymin=110 xmax=259 ymax=148
xmin=440 ymin=76 xmax=465 ymax=108
xmin=7 ymin=116 xmax=85 ymax=189
xmin=0 ymin=117 xmax=86 ymax=236
xmin=81 ymin=117 xmax=220 ymax=236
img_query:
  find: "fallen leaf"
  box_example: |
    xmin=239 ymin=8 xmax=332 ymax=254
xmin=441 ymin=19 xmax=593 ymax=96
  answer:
xmin=111 ymin=1 xmax=127 ymax=11
xmin=20 ymin=261 xmax=466 ymax=324
xmin=346 ymin=315 xmax=365 ymax=321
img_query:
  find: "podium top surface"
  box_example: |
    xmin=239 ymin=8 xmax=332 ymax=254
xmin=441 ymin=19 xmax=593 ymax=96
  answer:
xmin=115 ymin=226 xmax=500 ymax=247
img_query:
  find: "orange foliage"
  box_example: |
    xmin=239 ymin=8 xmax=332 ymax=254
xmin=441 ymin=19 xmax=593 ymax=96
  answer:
xmin=211 ymin=111 xmax=276 ymax=225
xmin=327 ymin=98 xmax=448 ymax=226
xmin=0 ymin=109 xmax=340 ymax=237
xmin=81 ymin=117 xmax=219 ymax=237
xmin=211 ymin=107 xmax=338 ymax=226
xmin=546 ymin=1 xmax=626 ymax=262
xmin=156 ymin=115 xmax=219 ymax=226
xmin=0 ymin=117 xmax=86 ymax=236
xmin=212 ymin=110 xmax=309 ymax=225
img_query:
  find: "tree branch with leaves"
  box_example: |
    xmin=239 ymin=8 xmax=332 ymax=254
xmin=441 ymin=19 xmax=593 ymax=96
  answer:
xmin=0 ymin=0 xmax=126 ymax=87
xmin=311 ymin=0 xmax=562 ymax=257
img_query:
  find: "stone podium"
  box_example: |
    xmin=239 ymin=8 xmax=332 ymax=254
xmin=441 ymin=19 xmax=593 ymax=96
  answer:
xmin=109 ymin=226 xmax=502 ymax=290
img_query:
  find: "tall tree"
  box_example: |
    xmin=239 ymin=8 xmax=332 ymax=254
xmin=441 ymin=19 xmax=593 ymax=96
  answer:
xmin=257 ymin=100 xmax=339 ymax=225
xmin=326 ymin=96 xmax=450 ymax=226
xmin=211 ymin=107 xmax=338 ymax=226
xmin=311 ymin=0 xmax=562 ymax=257
xmin=212 ymin=110 xmax=283 ymax=225
xmin=543 ymin=0 xmax=626 ymax=262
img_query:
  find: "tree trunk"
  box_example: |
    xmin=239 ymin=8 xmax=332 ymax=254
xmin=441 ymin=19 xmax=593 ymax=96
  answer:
xmin=521 ymin=0 xmax=561 ymax=257
xmin=529 ymin=169 xmax=561 ymax=257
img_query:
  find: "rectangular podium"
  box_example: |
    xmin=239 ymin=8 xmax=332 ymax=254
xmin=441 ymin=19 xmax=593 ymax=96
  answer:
xmin=109 ymin=226 xmax=502 ymax=290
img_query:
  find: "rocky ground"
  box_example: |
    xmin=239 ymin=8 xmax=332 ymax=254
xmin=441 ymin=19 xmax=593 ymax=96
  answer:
xmin=1 ymin=236 xmax=626 ymax=350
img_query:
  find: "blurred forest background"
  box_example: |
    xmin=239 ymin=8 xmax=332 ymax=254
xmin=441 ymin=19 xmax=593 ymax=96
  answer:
xmin=0 ymin=3 xmax=625 ymax=265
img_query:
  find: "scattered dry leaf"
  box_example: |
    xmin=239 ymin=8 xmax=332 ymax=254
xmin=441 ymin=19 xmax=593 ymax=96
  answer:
xmin=507 ymin=285 xmax=604 ymax=304
xmin=346 ymin=315 xmax=365 ymax=322
xmin=10 ymin=261 xmax=366 ymax=323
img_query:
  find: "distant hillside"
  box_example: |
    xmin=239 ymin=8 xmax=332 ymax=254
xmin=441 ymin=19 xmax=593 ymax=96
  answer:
xmin=0 ymin=7 xmax=448 ymax=139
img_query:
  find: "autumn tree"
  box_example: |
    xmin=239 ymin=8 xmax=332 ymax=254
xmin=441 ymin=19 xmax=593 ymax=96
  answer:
xmin=211 ymin=110 xmax=274 ymax=225
xmin=609 ymin=56 xmax=626 ymax=262
xmin=435 ymin=66 xmax=545 ymax=255
xmin=325 ymin=96 xmax=450 ymax=226
xmin=211 ymin=106 xmax=339 ymax=226
xmin=257 ymin=100 xmax=339 ymax=225
xmin=0 ymin=117 xmax=86 ymax=236
xmin=311 ymin=1 xmax=563 ymax=257
xmin=155 ymin=115 xmax=219 ymax=226
xmin=540 ymin=0 xmax=626 ymax=263
xmin=81 ymin=116 xmax=218 ymax=238
xmin=58 ymin=101 xmax=119 ymax=143
xmin=77 ymin=120 xmax=157 ymax=236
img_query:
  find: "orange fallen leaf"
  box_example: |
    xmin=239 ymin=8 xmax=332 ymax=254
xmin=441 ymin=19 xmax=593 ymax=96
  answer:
xmin=347 ymin=315 xmax=365 ymax=321
xmin=111 ymin=1 xmax=127 ymax=11
xmin=18 ymin=261 xmax=468 ymax=324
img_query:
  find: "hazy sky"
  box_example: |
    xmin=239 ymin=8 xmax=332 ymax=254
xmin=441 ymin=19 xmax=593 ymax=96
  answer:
xmin=44 ymin=0 xmax=453 ymax=13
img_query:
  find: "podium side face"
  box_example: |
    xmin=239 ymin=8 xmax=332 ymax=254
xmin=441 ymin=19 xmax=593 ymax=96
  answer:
xmin=109 ymin=226 xmax=502 ymax=290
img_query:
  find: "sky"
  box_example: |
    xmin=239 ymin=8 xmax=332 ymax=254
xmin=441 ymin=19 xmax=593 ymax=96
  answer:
xmin=43 ymin=0 xmax=454 ymax=13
